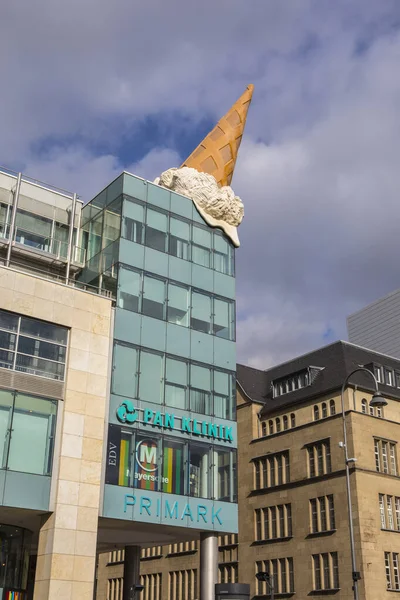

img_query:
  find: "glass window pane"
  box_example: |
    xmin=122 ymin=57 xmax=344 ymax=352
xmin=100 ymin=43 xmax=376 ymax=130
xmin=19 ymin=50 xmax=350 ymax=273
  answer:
xmin=169 ymin=218 xmax=190 ymax=260
xmin=0 ymin=390 xmax=12 ymax=468
xmin=214 ymin=371 xmax=229 ymax=395
xmin=8 ymin=394 xmax=57 ymax=475
xmin=124 ymin=199 xmax=144 ymax=222
xmin=212 ymin=448 xmax=230 ymax=501
xmin=20 ymin=317 xmax=68 ymax=345
xmin=0 ymin=311 xmax=18 ymax=332
xmin=142 ymin=276 xmax=165 ymax=320
xmin=145 ymin=209 xmax=167 ymax=252
xmin=139 ymin=351 xmax=163 ymax=404
xmin=118 ymin=267 xmax=141 ymax=312
xmin=192 ymin=245 xmax=210 ymax=268
xmin=193 ymin=227 xmax=211 ymax=247
xmin=170 ymin=218 xmax=190 ymax=240
xmin=191 ymin=292 xmax=211 ymax=334
xmin=0 ymin=348 xmax=14 ymax=369
xmin=165 ymin=358 xmax=187 ymax=409
xmin=189 ymin=445 xmax=209 ymax=498
xmin=162 ymin=439 xmax=185 ymax=495
xmin=213 ymin=299 xmax=234 ymax=340
xmin=18 ymin=336 xmax=66 ymax=362
xmin=167 ymin=284 xmax=189 ymax=326
xmin=214 ymin=371 xmax=231 ymax=419
xmin=190 ymin=365 xmax=211 ymax=414
xmin=191 ymin=365 xmax=211 ymax=391
xmin=133 ymin=434 xmax=160 ymax=491
xmin=112 ymin=343 xmax=138 ymax=397
xmin=0 ymin=331 xmax=16 ymax=351
xmin=15 ymin=354 xmax=65 ymax=380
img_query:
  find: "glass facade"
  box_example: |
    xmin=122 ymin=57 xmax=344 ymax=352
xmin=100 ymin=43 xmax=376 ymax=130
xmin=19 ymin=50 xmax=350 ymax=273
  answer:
xmin=0 ymin=389 xmax=57 ymax=476
xmin=0 ymin=525 xmax=32 ymax=595
xmin=82 ymin=172 xmax=238 ymax=531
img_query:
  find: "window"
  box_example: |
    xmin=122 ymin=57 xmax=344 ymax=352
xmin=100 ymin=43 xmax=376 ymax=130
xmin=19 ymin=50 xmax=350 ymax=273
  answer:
xmin=112 ymin=342 xmax=236 ymax=418
xmin=169 ymin=217 xmax=190 ymax=261
xmin=256 ymin=558 xmax=294 ymax=595
xmin=377 ymin=406 xmax=383 ymax=418
xmin=214 ymin=233 xmax=234 ymax=276
xmin=375 ymin=439 xmax=397 ymax=475
xmin=191 ymin=291 xmax=211 ymax=334
xmin=374 ymin=365 xmax=382 ymax=383
xmin=396 ymin=372 xmax=400 ymax=389
xmin=269 ymin=420 xmax=274 ymax=435
xmin=379 ymin=494 xmax=400 ymax=531
xmin=169 ymin=570 xmax=197 ymax=600
xmin=167 ymin=283 xmax=189 ymax=326
xmin=261 ymin=421 xmax=267 ymax=437
xmin=169 ymin=541 xmax=197 ymax=555
xmin=0 ymin=310 xmax=67 ymax=381
xmin=272 ymin=369 xmax=309 ymax=397
xmin=309 ymin=495 xmax=335 ymax=533
xmin=213 ymin=298 xmax=234 ymax=340
xmin=361 ymin=399 xmax=367 ymax=414
xmin=189 ymin=445 xmax=210 ymax=499
xmin=141 ymin=546 xmax=163 ymax=559
xmin=140 ymin=573 xmax=162 ymax=600
xmin=118 ymin=266 xmax=141 ymax=312
xmin=275 ymin=417 xmax=281 ymax=433
xmin=385 ymin=368 xmax=394 ymax=386
xmin=307 ymin=441 xmax=332 ymax=477
xmin=329 ymin=399 xmax=336 ymax=415
xmin=283 ymin=415 xmax=289 ymax=430
xmin=312 ymin=553 xmax=339 ymax=591
xmin=109 ymin=549 xmax=124 ymax=563
xmin=192 ymin=226 xmax=211 ymax=267
xmin=107 ymin=577 xmax=123 ymax=600
xmin=0 ymin=390 xmax=57 ymax=476
xmin=145 ymin=209 xmax=167 ymax=252
xmin=255 ymin=504 xmax=292 ymax=541
xmin=253 ymin=451 xmax=290 ymax=490
xmin=219 ymin=564 xmax=238 ymax=584
xmin=165 ymin=357 xmax=187 ymax=410
xmin=142 ymin=275 xmax=166 ymax=320
xmin=385 ymin=552 xmax=400 ymax=591
xmin=290 ymin=413 xmax=296 ymax=427
xmin=321 ymin=402 xmax=327 ymax=418
xmin=370 ymin=403 xmax=375 ymax=416
xmin=313 ymin=405 xmax=320 ymax=421
xmin=123 ymin=199 xmax=144 ymax=244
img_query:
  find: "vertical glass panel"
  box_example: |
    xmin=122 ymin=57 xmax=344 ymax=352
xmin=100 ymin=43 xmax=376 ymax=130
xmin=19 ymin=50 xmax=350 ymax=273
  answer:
xmin=169 ymin=217 xmax=190 ymax=260
xmin=0 ymin=390 xmax=12 ymax=469
xmin=134 ymin=434 xmax=160 ymax=491
xmin=165 ymin=357 xmax=187 ymax=410
xmin=20 ymin=316 xmax=68 ymax=345
xmin=191 ymin=292 xmax=211 ymax=334
xmin=123 ymin=199 xmax=144 ymax=244
xmin=142 ymin=275 xmax=165 ymax=320
xmin=103 ymin=198 xmax=122 ymax=248
xmin=214 ymin=371 xmax=230 ymax=419
xmin=145 ymin=209 xmax=167 ymax=252
xmin=214 ymin=298 xmax=234 ymax=339
xmin=139 ymin=351 xmax=163 ymax=404
xmin=190 ymin=365 xmax=211 ymax=414
xmin=167 ymin=283 xmax=189 ymax=327
xmin=192 ymin=226 xmax=211 ymax=267
xmin=112 ymin=343 xmax=138 ymax=398
xmin=118 ymin=266 xmax=141 ymax=313
xmin=189 ymin=445 xmax=209 ymax=498
xmin=0 ymin=310 xmax=19 ymax=332
xmin=8 ymin=394 xmax=57 ymax=475
xmin=162 ymin=439 xmax=185 ymax=495
xmin=214 ymin=234 xmax=231 ymax=275
xmin=213 ymin=448 xmax=230 ymax=501
xmin=86 ymin=212 xmax=103 ymax=260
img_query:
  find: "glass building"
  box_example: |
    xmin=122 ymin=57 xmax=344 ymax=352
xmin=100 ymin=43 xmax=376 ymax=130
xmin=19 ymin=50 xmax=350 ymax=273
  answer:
xmin=80 ymin=172 xmax=238 ymax=535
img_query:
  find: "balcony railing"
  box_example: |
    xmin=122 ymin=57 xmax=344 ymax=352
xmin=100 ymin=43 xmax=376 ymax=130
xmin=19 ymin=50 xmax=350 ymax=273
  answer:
xmin=0 ymin=220 xmax=86 ymax=265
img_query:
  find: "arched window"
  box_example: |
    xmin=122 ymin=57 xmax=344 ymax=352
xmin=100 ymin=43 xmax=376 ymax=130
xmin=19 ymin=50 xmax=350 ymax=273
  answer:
xmin=290 ymin=413 xmax=296 ymax=428
xmin=261 ymin=421 xmax=267 ymax=437
xmin=283 ymin=415 xmax=289 ymax=430
xmin=369 ymin=404 xmax=375 ymax=416
xmin=329 ymin=399 xmax=336 ymax=415
xmin=377 ymin=406 xmax=383 ymax=418
xmin=321 ymin=402 xmax=327 ymax=418
xmin=269 ymin=420 xmax=274 ymax=435
xmin=361 ymin=399 xmax=367 ymax=414
xmin=314 ymin=405 xmax=320 ymax=420
xmin=276 ymin=417 xmax=281 ymax=432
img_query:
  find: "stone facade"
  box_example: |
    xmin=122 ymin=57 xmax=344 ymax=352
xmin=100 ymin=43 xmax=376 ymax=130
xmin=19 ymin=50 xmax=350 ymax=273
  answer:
xmin=0 ymin=266 xmax=112 ymax=600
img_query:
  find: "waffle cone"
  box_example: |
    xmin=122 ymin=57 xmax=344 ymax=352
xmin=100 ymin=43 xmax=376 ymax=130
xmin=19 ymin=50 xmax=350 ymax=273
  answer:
xmin=181 ymin=84 xmax=254 ymax=187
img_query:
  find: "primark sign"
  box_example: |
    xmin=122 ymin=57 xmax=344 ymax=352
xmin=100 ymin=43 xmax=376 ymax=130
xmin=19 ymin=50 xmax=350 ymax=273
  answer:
xmin=116 ymin=400 xmax=234 ymax=443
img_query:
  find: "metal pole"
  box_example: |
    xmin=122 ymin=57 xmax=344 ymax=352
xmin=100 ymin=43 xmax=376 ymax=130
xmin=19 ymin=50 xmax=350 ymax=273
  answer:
xmin=200 ymin=533 xmax=218 ymax=600
xmin=341 ymin=367 xmax=379 ymax=600
xmin=65 ymin=192 xmax=77 ymax=283
xmin=5 ymin=172 xmax=22 ymax=267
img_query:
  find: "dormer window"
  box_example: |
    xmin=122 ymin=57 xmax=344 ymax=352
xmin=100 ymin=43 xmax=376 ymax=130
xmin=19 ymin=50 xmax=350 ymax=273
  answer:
xmin=272 ymin=367 xmax=323 ymax=398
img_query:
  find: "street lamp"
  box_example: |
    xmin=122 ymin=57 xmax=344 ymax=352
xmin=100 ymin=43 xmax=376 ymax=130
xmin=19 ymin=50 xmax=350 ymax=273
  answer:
xmin=256 ymin=571 xmax=274 ymax=599
xmin=340 ymin=367 xmax=387 ymax=600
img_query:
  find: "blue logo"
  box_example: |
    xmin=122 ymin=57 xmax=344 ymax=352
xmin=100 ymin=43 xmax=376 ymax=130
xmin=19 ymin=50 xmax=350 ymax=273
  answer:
xmin=116 ymin=400 xmax=138 ymax=424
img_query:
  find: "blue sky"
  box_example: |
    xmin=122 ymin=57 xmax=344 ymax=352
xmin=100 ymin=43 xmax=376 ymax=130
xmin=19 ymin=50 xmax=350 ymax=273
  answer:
xmin=1 ymin=0 xmax=400 ymax=367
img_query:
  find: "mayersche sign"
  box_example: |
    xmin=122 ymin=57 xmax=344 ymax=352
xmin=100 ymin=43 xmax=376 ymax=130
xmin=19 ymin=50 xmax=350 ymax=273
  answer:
xmin=116 ymin=400 xmax=233 ymax=443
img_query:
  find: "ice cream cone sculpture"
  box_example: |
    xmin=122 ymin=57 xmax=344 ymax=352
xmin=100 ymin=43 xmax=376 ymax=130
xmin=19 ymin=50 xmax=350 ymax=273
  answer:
xmin=181 ymin=84 xmax=254 ymax=187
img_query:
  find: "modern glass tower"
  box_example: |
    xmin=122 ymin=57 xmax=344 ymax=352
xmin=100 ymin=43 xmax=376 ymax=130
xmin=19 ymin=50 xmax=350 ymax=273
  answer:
xmin=80 ymin=171 xmax=238 ymax=596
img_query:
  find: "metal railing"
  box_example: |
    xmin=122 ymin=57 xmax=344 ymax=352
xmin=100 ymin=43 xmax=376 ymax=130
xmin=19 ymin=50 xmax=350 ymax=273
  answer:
xmin=0 ymin=220 xmax=86 ymax=265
